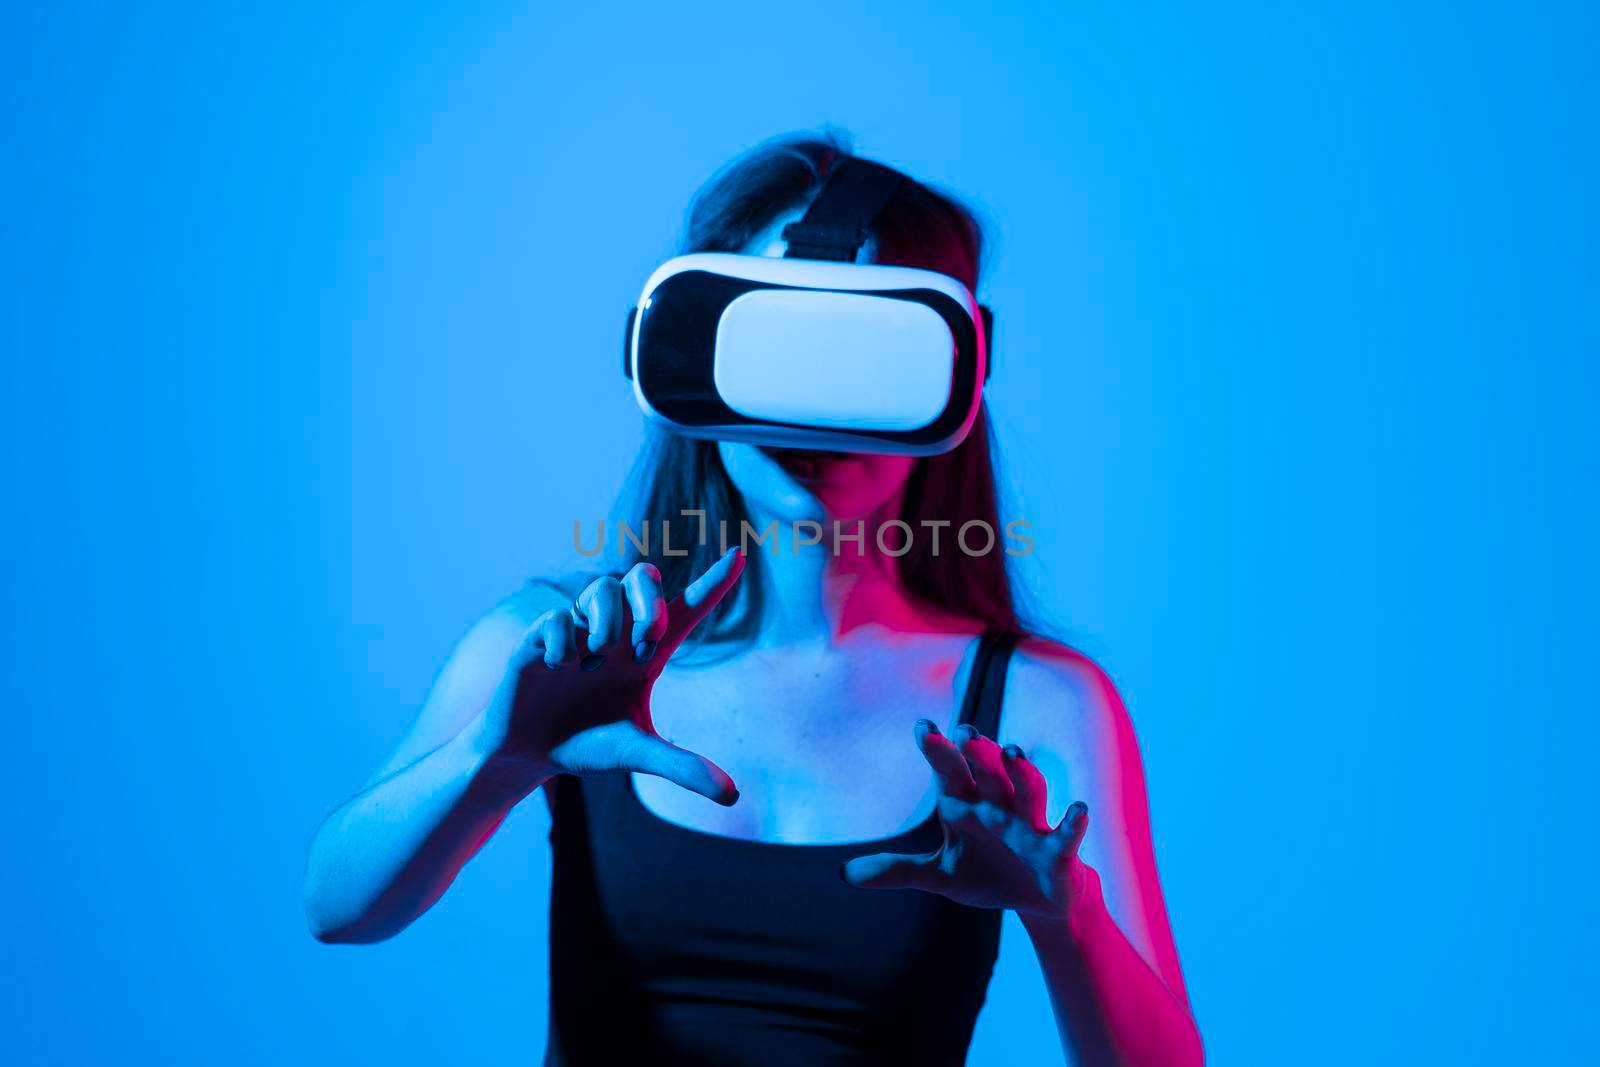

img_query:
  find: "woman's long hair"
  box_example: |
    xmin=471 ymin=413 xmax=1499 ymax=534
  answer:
xmin=600 ymin=130 xmax=1022 ymax=644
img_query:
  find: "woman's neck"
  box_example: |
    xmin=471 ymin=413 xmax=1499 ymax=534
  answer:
xmin=743 ymin=495 xmax=935 ymax=647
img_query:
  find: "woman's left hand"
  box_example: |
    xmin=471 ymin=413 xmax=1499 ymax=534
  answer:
xmin=841 ymin=719 xmax=1097 ymax=924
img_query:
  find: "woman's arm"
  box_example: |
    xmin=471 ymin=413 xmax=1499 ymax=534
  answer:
xmin=1008 ymin=641 xmax=1203 ymax=1066
xmin=304 ymin=553 xmax=747 ymax=945
xmin=303 ymin=588 xmax=561 ymax=944
xmin=1021 ymin=882 xmax=1202 ymax=1067
xmin=843 ymin=639 xmax=1203 ymax=1065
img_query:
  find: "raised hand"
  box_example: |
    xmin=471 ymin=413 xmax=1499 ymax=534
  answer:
xmin=474 ymin=549 xmax=746 ymax=805
xmin=841 ymin=719 xmax=1095 ymax=921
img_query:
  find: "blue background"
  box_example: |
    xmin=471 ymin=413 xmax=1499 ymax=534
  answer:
xmin=4 ymin=2 xmax=1595 ymax=1063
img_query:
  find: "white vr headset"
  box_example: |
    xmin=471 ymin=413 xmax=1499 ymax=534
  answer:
xmin=623 ymin=158 xmax=993 ymax=456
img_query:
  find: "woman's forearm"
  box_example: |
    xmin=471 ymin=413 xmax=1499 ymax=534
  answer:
xmin=302 ymin=715 xmax=547 ymax=945
xmin=1023 ymin=877 xmax=1204 ymax=1067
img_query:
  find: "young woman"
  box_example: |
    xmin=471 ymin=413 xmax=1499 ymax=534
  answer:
xmin=304 ymin=134 xmax=1204 ymax=1066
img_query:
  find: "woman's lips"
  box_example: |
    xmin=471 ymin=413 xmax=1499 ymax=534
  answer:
xmin=761 ymin=447 xmax=858 ymax=481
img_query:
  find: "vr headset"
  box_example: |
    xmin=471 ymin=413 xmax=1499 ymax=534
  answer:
xmin=623 ymin=158 xmax=992 ymax=456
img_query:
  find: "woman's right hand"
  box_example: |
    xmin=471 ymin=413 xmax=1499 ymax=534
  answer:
xmin=471 ymin=548 xmax=746 ymax=805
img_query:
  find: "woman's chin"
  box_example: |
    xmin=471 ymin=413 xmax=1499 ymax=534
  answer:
xmin=721 ymin=442 xmax=914 ymax=527
xmin=718 ymin=442 xmax=828 ymax=522
xmin=761 ymin=451 xmax=893 ymax=519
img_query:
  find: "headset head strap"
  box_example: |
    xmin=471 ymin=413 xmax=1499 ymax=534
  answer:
xmin=780 ymin=157 xmax=909 ymax=262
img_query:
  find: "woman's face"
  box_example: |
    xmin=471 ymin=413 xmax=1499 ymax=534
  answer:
xmin=717 ymin=207 xmax=919 ymax=524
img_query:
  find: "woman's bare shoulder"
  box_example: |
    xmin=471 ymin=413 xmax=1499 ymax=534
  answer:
xmin=456 ymin=578 xmax=574 ymax=654
xmin=354 ymin=577 xmax=581 ymax=788
xmin=508 ymin=575 xmax=581 ymax=618
xmin=1001 ymin=634 xmax=1137 ymax=769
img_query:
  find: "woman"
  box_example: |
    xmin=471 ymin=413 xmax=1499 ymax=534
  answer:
xmin=304 ymin=133 xmax=1205 ymax=1066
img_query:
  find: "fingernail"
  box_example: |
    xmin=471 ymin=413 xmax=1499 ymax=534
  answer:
xmin=719 ymin=788 xmax=740 ymax=807
xmin=955 ymin=723 xmax=978 ymax=741
xmin=632 ymin=639 xmax=657 ymax=663
xmin=1002 ymin=743 xmax=1025 ymax=760
xmin=1069 ymin=801 xmax=1088 ymax=819
xmin=916 ymin=718 xmax=939 ymax=734
xmin=580 ymin=654 xmax=606 ymax=671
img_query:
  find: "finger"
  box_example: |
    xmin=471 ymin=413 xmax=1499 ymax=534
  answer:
xmin=660 ymin=548 xmax=746 ymax=652
xmin=914 ymin=719 xmax=978 ymax=800
xmin=534 ymin=608 xmax=579 ymax=670
xmin=1056 ymin=801 xmax=1090 ymax=857
xmin=574 ymin=576 xmax=630 ymax=665
xmin=841 ymin=849 xmax=951 ymax=892
xmin=508 ymin=611 xmax=549 ymax=668
xmin=623 ymin=732 xmax=740 ymax=807
xmin=1002 ymin=744 xmax=1050 ymax=831
xmin=955 ymin=725 xmax=1014 ymax=807
xmin=621 ymin=562 xmax=668 ymax=661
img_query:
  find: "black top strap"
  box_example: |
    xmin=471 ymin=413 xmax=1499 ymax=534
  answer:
xmin=782 ymin=157 xmax=909 ymax=262
xmin=956 ymin=628 xmax=1020 ymax=740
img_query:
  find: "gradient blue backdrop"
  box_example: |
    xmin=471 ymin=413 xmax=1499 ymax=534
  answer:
xmin=4 ymin=2 xmax=1595 ymax=1063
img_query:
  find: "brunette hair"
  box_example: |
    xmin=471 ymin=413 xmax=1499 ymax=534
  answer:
xmin=601 ymin=129 xmax=1022 ymax=645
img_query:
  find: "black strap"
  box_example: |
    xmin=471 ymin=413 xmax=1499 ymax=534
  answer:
xmin=956 ymin=628 xmax=1019 ymax=740
xmin=782 ymin=157 xmax=909 ymax=262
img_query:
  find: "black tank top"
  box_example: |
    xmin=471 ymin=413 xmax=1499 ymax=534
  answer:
xmin=542 ymin=628 xmax=1020 ymax=1066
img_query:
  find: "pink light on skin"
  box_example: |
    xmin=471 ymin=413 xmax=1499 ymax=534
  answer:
xmin=304 ymin=187 xmax=1203 ymax=1062
xmin=680 ymin=207 xmax=1204 ymax=1064
xmin=716 ymin=440 xmax=971 ymax=648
